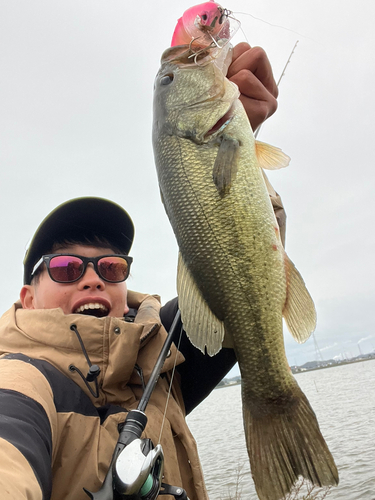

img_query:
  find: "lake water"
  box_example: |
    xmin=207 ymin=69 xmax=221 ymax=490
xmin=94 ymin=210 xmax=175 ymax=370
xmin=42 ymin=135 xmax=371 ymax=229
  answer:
xmin=186 ymin=359 xmax=375 ymax=500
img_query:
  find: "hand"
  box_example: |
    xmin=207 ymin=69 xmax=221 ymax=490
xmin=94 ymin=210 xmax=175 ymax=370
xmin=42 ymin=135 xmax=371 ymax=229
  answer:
xmin=227 ymin=43 xmax=278 ymax=131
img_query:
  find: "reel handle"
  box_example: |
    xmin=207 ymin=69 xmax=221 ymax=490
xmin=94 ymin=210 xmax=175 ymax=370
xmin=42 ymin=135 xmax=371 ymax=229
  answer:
xmin=160 ymin=483 xmax=189 ymax=499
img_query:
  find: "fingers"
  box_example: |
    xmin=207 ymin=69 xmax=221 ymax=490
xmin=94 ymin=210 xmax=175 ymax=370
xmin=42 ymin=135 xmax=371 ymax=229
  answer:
xmin=228 ymin=45 xmax=278 ymax=97
xmin=231 ymin=41 xmax=252 ymax=60
xmin=227 ymin=43 xmax=279 ymax=130
xmin=230 ymin=73 xmax=278 ymax=130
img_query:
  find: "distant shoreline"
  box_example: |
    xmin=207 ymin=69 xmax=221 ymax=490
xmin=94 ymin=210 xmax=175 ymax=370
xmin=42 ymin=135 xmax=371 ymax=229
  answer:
xmin=216 ymin=380 xmax=241 ymax=389
xmin=294 ymin=356 xmax=375 ymax=374
xmin=216 ymin=356 xmax=375 ymax=388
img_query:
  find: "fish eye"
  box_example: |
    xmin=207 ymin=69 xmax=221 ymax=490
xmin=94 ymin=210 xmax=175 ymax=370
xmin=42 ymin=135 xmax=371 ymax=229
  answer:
xmin=201 ymin=14 xmax=208 ymax=21
xmin=160 ymin=74 xmax=174 ymax=85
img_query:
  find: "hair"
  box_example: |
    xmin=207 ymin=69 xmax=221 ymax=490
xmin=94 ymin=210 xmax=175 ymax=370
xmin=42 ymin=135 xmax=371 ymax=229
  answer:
xmin=30 ymin=236 xmax=124 ymax=285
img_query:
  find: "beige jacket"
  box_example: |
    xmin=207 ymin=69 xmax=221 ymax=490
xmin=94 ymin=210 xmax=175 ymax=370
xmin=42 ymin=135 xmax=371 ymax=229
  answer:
xmin=0 ymin=291 xmax=208 ymax=500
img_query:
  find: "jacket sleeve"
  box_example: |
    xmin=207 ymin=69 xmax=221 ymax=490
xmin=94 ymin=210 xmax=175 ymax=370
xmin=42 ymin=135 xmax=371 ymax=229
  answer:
xmin=0 ymin=356 xmax=55 ymax=499
xmin=160 ymin=298 xmax=237 ymax=415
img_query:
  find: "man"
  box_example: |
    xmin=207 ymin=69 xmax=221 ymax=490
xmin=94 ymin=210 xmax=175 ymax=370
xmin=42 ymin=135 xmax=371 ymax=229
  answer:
xmin=0 ymin=44 xmax=283 ymax=499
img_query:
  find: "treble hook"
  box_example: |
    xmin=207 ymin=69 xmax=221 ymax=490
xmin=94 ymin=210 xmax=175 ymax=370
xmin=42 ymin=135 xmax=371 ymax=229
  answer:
xmin=187 ymin=39 xmax=217 ymax=66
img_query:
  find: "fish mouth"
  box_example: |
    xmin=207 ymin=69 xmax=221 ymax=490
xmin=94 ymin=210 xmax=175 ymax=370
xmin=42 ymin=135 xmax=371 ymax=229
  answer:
xmin=73 ymin=301 xmax=110 ymax=318
xmin=205 ymin=104 xmax=235 ymax=138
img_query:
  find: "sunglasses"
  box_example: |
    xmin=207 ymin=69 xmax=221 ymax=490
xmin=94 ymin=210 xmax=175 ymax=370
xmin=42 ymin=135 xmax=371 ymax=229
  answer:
xmin=31 ymin=254 xmax=133 ymax=283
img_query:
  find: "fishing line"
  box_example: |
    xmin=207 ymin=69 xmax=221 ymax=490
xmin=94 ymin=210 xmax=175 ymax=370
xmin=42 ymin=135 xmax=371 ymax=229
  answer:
xmin=233 ymin=11 xmax=318 ymax=44
xmin=157 ymin=322 xmax=184 ymax=445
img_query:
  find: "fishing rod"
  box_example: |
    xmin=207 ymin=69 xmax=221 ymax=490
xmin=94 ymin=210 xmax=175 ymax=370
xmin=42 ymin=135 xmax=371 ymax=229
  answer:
xmin=275 ymin=40 xmax=299 ymax=88
xmin=84 ymin=309 xmax=189 ymax=500
xmin=254 ymin=40 xmax=299 ymax=139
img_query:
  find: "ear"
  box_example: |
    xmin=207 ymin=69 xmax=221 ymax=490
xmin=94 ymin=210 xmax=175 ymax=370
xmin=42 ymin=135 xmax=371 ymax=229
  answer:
xmin=20 ymin=285 xmax=36 ymax=310
xmin=123 ymin=282 xmax=129 ymax=316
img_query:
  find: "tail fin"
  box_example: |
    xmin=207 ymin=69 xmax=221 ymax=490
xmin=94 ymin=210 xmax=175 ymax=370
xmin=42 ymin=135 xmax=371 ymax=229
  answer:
xmin=243 ymin=388 xmax=339 ymax=500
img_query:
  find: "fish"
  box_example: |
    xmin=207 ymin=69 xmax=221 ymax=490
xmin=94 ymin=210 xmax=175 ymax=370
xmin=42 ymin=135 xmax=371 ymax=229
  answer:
xmin=171 ymin=1 xmax=239 ymax=49
xmin=152 ymin=43 xmax=339 ymax=500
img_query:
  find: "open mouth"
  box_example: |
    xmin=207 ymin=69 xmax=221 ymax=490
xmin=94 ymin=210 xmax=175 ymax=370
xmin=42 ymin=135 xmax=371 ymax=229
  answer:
xmin=205 ymin=105 xmax=234 ymax=138
xmin=74 ymin=303 xmax=109 ymax=318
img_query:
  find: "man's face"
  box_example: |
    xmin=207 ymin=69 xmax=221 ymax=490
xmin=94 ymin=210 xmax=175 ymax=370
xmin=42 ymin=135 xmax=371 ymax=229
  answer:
xmin=20 ymin=244 xmax=129 ymax=317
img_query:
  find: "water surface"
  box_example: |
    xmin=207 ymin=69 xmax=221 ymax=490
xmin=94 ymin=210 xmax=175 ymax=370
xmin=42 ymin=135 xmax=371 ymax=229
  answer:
xmin=186 ymin=360 xmax=375 ymax=499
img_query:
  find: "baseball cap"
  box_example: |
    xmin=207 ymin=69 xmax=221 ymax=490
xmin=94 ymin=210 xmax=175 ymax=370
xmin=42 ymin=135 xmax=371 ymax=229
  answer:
xmin=23 ymin=197 xmax=135 ymax=285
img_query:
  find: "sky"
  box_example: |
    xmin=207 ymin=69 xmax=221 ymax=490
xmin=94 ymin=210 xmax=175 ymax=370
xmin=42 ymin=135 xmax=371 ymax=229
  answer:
xmin=1 ymin=0 xmax=374 ymax=370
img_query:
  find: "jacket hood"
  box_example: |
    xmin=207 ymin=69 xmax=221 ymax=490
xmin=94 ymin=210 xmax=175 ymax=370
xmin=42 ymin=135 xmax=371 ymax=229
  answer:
xmin=0 ymin=290 xmax=185 ymax=407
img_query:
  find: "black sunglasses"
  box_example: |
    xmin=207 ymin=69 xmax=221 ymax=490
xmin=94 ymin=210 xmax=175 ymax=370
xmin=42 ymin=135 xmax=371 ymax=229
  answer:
xmin=31 ymin=254 xmax=133 ymax=283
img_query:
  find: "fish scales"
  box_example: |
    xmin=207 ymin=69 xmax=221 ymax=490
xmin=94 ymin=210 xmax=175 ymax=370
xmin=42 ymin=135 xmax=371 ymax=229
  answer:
xmin=156 ymin=55 xmax=288 ymax=385
xmin=153 ymin=45 xmax=338 ymax=500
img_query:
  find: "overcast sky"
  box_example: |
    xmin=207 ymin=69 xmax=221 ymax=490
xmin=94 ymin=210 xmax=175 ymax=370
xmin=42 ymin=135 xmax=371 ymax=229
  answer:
xmin=1 ymin=0 xmax=374 ymax=369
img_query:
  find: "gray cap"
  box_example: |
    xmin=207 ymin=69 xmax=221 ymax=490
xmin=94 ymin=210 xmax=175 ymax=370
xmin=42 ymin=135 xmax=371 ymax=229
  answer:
xmin=23 ymin=197 xmax=134 ymax=285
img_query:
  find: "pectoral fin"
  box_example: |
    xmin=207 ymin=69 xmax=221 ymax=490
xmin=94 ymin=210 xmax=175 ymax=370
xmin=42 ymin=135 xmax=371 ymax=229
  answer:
xmin=255 ymin=140 xmax=290 ymax=170
xmin=212 ymin=135 xmax=240 ymax=197
xmin=283 ymin=254 xmax=317 ymax=343
xmin=177 ymin=252 xmax=225 ymax=356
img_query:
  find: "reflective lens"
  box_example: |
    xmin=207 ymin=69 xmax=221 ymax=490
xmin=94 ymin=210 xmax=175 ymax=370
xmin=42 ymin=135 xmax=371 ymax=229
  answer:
xmin=97 ymin=256 xmax=129 ymax=282
xmin=44 ymin=254 xmax=131 ymax=283
xmin=49 ymin=256 xmax=84 ymax=282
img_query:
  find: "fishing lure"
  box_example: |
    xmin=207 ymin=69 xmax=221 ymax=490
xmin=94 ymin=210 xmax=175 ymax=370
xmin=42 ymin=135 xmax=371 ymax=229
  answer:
xmin=171 ymin=0 xmax=240 ymax=49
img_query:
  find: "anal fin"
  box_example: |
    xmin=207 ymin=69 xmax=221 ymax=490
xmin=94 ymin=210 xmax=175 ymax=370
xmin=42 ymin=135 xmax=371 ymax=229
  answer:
xmin=283 ymin=254 xmax=317 ymax=343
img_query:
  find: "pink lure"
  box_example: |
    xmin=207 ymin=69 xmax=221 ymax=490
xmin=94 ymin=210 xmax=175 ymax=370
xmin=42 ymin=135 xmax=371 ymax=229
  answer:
xmin=171 ymin=1 xmax=231 ymax=47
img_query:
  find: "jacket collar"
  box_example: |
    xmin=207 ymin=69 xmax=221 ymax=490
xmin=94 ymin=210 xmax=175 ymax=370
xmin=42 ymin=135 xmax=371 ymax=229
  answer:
xmin=0 ymin=291 xmax=184 ymax=405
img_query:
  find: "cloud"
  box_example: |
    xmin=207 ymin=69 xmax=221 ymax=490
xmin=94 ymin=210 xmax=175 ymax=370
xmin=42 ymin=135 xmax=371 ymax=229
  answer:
xmin=320 ymin=343 xmax=339 ymax=352
xmin=358 ymin=336 xmax=374 ymax=344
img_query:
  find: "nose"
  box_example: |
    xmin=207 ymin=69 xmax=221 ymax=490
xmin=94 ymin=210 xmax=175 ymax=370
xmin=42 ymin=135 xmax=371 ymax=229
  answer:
xmin=77 ymin=263 xmax=105 ymax=290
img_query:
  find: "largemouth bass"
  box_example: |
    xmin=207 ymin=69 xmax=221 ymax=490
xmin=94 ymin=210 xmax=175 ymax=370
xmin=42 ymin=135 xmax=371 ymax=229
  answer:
xmin=152 ymin=44 xmax=338 ymax=500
